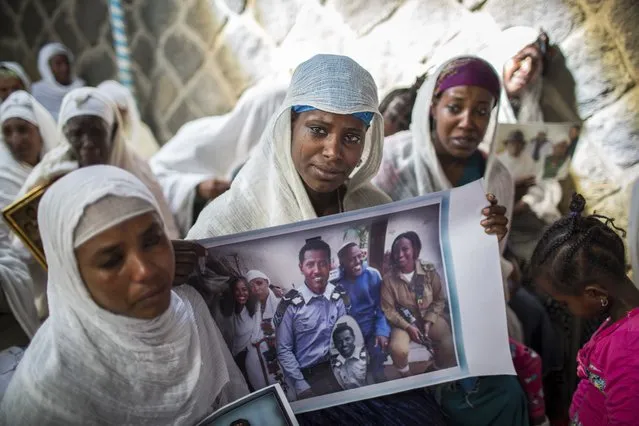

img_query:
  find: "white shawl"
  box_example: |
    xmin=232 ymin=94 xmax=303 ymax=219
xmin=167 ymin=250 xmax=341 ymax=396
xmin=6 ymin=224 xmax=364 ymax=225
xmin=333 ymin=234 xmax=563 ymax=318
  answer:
xmin=0 ymin=165 xmax=248 ymax=425
xmin=372 ymin=55 xmax=515 ymax=250
xmin=97 ymin=80 xmax=160 ymax=160
xmin=150 ymin=78 xmax=289 ymax=236
xmin=31 ymin=43 xmax=85 ymax=121
xmin=0 ymin=62 xmax=31 ymax=92
xmin=18 ymin=87 xmax=179 ymax=239
xmin=0 ymin=91 xmax=58 ymax=338
xmin=187 ymin=54 xmax=390 ymax=240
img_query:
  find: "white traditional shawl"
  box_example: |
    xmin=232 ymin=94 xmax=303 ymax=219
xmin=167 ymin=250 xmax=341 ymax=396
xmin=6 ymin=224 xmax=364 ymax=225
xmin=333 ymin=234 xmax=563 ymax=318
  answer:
xmin=0 ymin=91 xmax=58 ymax=338
xmin=18 ymin=87 xmax=179 ymax=239
xmin=187 ymin=54 xmax=390 ymax=240
xmin=31 ymin=43 xmax=85 ymax=121
xmin=97 ymin=80 xmax=160 ymax=160
xmin=150 ymin=77 xmax=289 ymax=236
xmin=0 ymin=165 xmax=248 ymax=425
xmin=0 ymin=62 xmax=31 ymax=92
xmin=372 ymin=55 xmax=515 ymax=251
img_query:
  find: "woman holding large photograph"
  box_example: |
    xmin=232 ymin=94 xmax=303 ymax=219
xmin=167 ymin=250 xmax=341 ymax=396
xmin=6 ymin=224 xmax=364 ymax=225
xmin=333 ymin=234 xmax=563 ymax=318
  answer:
xmin=186 ymin=54 xmax=509 ymax=425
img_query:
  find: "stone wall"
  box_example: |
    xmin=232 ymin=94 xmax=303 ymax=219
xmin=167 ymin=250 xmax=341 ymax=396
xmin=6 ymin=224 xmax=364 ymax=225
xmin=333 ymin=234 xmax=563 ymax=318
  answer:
xmin=1 ymin=0 xmax=638 ymax=234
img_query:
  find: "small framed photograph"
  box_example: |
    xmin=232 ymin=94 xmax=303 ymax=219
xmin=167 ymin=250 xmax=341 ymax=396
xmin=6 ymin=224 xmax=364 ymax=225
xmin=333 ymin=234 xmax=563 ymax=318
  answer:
xmin=195 ymin=384 xmax=298 ymax=426
xmin=2 ymin=183 xmax=49 ymax=270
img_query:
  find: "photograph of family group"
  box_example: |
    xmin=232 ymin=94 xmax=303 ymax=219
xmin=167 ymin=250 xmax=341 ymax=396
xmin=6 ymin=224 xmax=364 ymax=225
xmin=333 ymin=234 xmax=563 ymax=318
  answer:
xmin=494 ymin=122 xmax=581 ymax=181
xmin=188 ymin=183 xmax=511 ymax=413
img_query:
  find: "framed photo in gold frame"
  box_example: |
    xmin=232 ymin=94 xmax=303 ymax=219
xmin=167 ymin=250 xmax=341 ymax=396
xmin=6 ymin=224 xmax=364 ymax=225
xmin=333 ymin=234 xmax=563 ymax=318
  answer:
xmin=2 ymin=183 xmax=50 ymax=271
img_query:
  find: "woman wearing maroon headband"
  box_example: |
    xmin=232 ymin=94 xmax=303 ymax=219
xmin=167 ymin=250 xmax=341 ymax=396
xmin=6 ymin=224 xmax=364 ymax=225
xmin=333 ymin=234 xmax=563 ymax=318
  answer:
xmin=374 ymin=57 xmax=539 ymax=425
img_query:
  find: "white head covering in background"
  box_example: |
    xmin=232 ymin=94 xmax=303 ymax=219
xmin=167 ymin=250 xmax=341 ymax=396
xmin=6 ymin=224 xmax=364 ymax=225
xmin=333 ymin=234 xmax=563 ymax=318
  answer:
xmin=18 ymin=87 xmax=179 ymax=239
xmin=31 ymin=42 xmax=85 ymax=121
xmin=482 ymin=26 xmax=544 ymax=125
xmin=187 ymin=54 xmax=390 ymax=240
xmin=0 ymin=165 xmax=248 ymax=424
xmin=0 ymin=62 xmax=32 ymax=93
xmin=0 ymin=91 xmax=58 ymax=338
xmin=97 ymin=80 xmax=160 ymax=160
xmin=372 ymin=55 xmax=514 ymax=253
xmin=151 ymin=78 xmax=289 ymax=235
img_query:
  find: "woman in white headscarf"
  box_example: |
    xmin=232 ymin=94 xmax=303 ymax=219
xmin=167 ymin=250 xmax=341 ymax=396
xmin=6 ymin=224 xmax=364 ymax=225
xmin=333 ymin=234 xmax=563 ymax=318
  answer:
xmin=0 ymin=90 xmax=58 ymax=338
xmin=150 ymin=78 xmax=288 ymax=235
xmin=18 ymin=87 xmax=178 ymax=239
xmin=185 ymin=53 xmax=510 ymax=425
xmin=97 ymin=80 xmax=160 ymax=160
xmin=31 ymin=42 xmax=85 ymax=121
xmin=244 ymin=270 xmax=286 ymax=391
xmin=0 ymin=165 xmax=248 ymax=424
xmin=0 ymin=62 xmax=31 ymax=102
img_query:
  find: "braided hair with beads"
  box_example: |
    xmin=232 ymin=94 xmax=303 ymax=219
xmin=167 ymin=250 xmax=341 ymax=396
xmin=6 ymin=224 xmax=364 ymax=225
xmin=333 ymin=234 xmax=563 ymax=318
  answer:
xmin=530 ymin=193 xmax=627 ymax=296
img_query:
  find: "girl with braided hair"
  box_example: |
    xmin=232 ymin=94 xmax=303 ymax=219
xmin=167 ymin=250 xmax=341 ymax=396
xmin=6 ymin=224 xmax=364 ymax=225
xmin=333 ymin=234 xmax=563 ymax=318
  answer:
xmin=530 ymin=193 xmax=639 ymax=426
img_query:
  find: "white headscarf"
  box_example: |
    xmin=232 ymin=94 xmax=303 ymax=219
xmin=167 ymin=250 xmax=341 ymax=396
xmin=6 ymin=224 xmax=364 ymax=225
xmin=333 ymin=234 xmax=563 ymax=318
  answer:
xmin=151 ymin=78 xmax=288 ymax=235
xmin=31 ymin=43 xmax=85 ymax=121
xmin=0 ymin=165 xmax=248 ymax=424
xmin=0 ymin=91 xmax=58 ymax=338
xmin=482 ymin=26 xmax=544 ymax=125
xmin=18 ymin=87 xmax=179 ymax=239
xmin=0 ymin=62 xmax=31 ymax=93
xmin=187 ymin=54 xmax=390 ymax=240
xmin=97 ymin=80 xmax=160 ymax=160
xmin=372 ymin=55 xmax=514 ymax=243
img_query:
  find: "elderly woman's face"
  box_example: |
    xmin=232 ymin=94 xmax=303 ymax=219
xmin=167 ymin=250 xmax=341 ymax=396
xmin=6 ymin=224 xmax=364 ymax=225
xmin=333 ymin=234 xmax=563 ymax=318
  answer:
xmin=291 ymin=110 xmax=367 ymax=194
xmin=233 ymin=279 xmax=250 ymax=306
xmin=503 ymin=44 xmax=543 ymax=97
xmin=64 ymin=115 xmax=112 ymax=167
xmin=2 ymin=118 xmax=43 ymax=166
xmin=75 ymin=212 xmax=174 ymax=320
xmin=0 ymin=76 xmax=25 ymax=102
xmin=431 ymin=86 xmax=495 ymax=159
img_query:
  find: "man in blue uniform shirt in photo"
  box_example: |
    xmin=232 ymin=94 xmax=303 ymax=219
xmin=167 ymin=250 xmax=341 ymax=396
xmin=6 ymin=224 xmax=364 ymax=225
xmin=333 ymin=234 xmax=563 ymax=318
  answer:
xmin=274 ymin=238 xmax=346 ymax=400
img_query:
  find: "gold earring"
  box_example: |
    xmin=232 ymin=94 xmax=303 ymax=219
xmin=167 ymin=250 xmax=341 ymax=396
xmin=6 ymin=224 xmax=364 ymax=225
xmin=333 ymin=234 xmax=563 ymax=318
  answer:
xmin=600 ymin=297 xmax=609 ymax=307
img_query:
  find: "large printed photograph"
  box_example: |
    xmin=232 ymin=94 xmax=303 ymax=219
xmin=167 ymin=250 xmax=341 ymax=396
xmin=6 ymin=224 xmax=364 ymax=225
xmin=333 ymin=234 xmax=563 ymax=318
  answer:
xmin=193 ymin=195 xmax=463 ymax=412
xmin=494 ymin=122 xmax=581 ymax=181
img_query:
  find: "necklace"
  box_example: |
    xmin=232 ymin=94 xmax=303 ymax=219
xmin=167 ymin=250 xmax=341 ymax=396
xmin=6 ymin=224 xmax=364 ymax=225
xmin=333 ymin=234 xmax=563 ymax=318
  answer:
xmin=337 ymin=186 xmax=344 ymax=213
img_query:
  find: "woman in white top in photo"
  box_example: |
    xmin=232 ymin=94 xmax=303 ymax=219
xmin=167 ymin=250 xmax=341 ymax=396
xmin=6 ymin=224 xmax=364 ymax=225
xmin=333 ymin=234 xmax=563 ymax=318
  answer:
xmin=0 ymin=90 xmax=58 ymax=339
xmin=31 ymin=43 xmax=85 ymax=121
xmin=150 ymin=78 xmax=288 ymax=236
xmin=184 ymin=53 xmax=505 ymax=425
xmin=0 ymin=165 xmax=248 ymax=424
xmin=97 ymin=80 xmax=160 ymax=160
xmin=244 ymin=270 xmax=286 ymax=392
xmin=0 ymin=62 xmax=31 ymax=102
